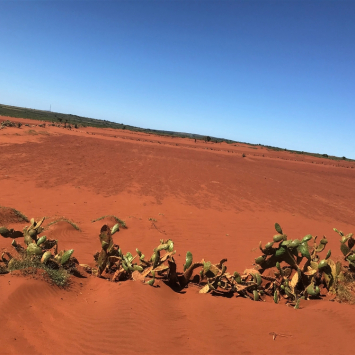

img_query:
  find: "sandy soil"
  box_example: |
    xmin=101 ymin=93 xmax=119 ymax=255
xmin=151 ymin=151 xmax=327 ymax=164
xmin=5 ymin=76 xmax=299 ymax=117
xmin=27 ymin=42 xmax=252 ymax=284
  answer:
xmin=0 ymin=115 xmax=355 ymax=354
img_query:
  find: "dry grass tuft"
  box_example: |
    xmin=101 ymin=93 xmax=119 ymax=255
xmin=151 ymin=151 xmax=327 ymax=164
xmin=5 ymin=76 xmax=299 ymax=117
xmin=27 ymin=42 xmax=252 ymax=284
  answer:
xmin=92 ymin=215 xmax=127 ymax=228
xmin=46 ymin=217 xmax=81 ymax=231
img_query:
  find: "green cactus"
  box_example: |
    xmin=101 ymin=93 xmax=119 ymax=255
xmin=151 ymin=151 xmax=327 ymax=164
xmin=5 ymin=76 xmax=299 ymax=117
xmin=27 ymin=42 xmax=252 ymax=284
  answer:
xmin=101 ymin=241 xmax=109 ymax=250
xmin=284 ymin=286 xmax=294 ymax=300
xmin=27 ymin=243 xmax=43 ymax=256
xmin=132 ymin=265 xmax=143 ymax=272
xmin=302 ymin=234 xmax=313 ymax=243
xmin=167 ymin=239 xmax=174 ymax=252
xmin=315 ymin=238 xmax=328 ymax=253
xmin=183 ymin=251 xmax=193 ymax=271
xmin=136 ymin=248 xmax=146 ymax=261
xmin=253 ymin=290 xmax=259 ymax=301
xmin=121 ymin=261 xmax=129 ymax=272
xmin=333 ymin=228 xmax=342 ymax=236
xmin=151 ymin=250 xmax=160 ymax=268
xmin=281 ymin=240 xmax=292 ymax=247
xmin=273 ymin=290 xmax=278 ymax=304
xmin=306 ymin=283 xmax=320 ymax=297
xmin=155 ymin=243 xmax=169 ymax=252
xmin=275 ymin=261 xmax=284 ymax=277
xmin=340 ymin=242 xmax=350 ymax=256
xmin=265 ymin=241 xmax=274 ymax=249
xmin=294 ymin=296 xmax=304 ymax=309
xmin=297 ymin=242 xmax=311 ymax=260
xmin=288 ymin=239 xmax=301 ymax=249
xmin=146 ymin=270 xmax=155 ymax=286
xmin=24 ymin=234 xmax=33 ymax=246
xmin=41 ymin=251 xmax=52 ymax=264
xmin=28 ymin=229 xmax=37 ymax=239
xmin=252 ymin=273 xmax=262 ymax=286
xmin=273 ymin=234 xmax=284 ymax=243
xmin=318 ymin=259 xmax=328 ymax=269
xmin=275 ymin=223 xmax=283 ymax=234
xmin=36 ymin=235 xmax=47 ymax=246
xmin=234 ymin=271 xmax=242 ymax=284
xmin=275 ymin=246 xmax=287 ymax=257
xmin=61 ymin=249 xmax=74 ymax=265
xmin=125 ymin=252 xmax=134 ymax=263
xmin=111 ymin=223 xmax=120 ymax=235
xmin=255 ymin=256 xmax=266 ymax=265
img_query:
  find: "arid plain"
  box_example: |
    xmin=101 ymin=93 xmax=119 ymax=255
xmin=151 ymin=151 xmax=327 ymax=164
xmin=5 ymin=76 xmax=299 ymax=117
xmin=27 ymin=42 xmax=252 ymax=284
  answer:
xmin=1 ymin=116 xmax=355 ymax=354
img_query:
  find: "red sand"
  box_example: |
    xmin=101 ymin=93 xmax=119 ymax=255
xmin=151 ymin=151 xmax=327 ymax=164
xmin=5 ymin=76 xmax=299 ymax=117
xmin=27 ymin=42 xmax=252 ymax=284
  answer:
xmin=0 ymin=115 xmax=355 ymax=354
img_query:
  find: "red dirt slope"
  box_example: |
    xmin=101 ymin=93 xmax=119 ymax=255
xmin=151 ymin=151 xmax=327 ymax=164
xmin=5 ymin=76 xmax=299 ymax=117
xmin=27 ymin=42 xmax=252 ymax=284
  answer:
xmin=0 ymin=116 xmax=355 ymax=354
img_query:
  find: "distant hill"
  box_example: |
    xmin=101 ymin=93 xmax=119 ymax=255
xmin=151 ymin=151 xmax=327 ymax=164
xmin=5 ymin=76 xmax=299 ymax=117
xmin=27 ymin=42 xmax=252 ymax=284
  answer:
xmin=0 ymin=103 xmax=235 ymax=143
xmin=0 ymin=103 xmax=352 ymax=162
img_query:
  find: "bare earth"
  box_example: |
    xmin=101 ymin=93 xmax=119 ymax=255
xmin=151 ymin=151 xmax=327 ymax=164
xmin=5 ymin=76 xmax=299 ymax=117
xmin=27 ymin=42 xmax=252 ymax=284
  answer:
xmin=1 ymin=115 xmax=355 ymax=354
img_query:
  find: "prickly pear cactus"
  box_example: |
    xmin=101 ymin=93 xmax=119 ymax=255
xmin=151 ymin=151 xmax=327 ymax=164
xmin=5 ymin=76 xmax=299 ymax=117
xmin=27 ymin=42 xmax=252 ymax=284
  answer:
xmin=334 ymin=228 xmax=355 ymax=270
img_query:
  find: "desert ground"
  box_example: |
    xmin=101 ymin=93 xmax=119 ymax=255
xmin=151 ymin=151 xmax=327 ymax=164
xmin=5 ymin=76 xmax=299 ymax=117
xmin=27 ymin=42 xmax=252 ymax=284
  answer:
xmin=1 ymin=115 xmax=355 ymax=354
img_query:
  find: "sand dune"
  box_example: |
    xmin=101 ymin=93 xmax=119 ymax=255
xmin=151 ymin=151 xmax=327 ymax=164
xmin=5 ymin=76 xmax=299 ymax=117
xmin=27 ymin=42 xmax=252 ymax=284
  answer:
xmin=1 ymin=116 xmax=355 ymax=354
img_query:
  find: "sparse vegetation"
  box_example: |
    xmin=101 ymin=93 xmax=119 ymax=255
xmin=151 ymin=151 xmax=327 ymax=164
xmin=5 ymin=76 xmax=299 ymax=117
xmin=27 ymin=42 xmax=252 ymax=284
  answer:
xmin=83 ymin=221 xmax=355 ymax=308
xmin=0 ymin=206 xmax=29 ymax=223
xmin=7 ymin=255 xmax=71 ymax=287
xmin=1 ymin=213 xmax=355 ymax=307
xmin=12 ymin=208 xmax=30 ymax=222
xmin=92 ymin=215 xmax=127 ymax=229
xmin=0 ymin=217 xmax=79 ymax=287
xmin=0 ymin=103 xmax=354 ymax=161
xmin=336 ymin=272 xmax=355 ymax=304
xmin=47 ymin=217 xmax=80 ymax=231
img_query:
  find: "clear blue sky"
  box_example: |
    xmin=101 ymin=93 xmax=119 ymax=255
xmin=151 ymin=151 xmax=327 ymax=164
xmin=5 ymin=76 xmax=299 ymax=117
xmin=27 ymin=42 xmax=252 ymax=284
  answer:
xmin=1 ymin=1 xmax=354 ymax=158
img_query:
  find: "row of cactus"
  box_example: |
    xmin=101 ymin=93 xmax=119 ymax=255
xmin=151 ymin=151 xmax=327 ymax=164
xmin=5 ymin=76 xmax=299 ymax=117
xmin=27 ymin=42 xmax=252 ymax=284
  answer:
xmin=81 ymin=224 xmax=176 ymax=286
xmin=0 ymin=217 xmax=78 ymax=273
xmin=85 ymin=222 xmax=355 ymax=308
xmin=334 ymin=228 xmax=355 ymax=270
xmin=1 ymin=218 xmax=354 ymax=308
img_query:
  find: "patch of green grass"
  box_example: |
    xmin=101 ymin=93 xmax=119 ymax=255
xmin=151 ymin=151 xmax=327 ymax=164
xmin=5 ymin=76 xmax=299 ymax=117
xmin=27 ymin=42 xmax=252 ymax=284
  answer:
xmin=92 ymin=215 xmax=127 ymax=228
xmin=8 ymin=256 xmax=70 ymax=287
xmin=47 ymin=217 xmax=80 ymax=231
